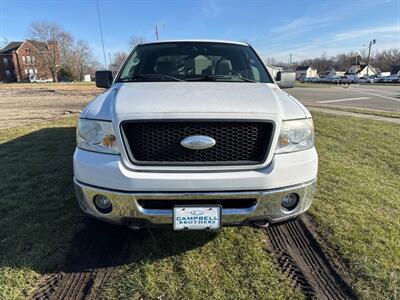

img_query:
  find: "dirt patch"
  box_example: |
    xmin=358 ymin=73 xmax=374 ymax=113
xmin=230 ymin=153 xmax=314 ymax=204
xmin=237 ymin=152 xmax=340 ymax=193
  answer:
xmin=266 ymin=215 xmax=356 ymax=300
xmin=0 ymin=83 xmax=102 ymax=130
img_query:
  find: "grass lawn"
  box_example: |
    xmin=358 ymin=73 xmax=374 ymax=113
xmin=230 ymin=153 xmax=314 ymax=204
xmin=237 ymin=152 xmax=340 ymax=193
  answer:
xmin=309 ymin=105 xmax=400 ymax=119
xmin=0 ymin=118 xmax=84 ymax=299
xmin=0 ymin=113 xmax=398 ymax=299
xmin=311 ymin=113 xmax=400 ymax=299
xmin=101 ymin=228 xmax=302 ymax=300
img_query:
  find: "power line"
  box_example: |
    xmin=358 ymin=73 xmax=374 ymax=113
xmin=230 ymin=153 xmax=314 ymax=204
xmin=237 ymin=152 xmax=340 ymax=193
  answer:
xmin=96 ymin=0 xmax=107 ymax=69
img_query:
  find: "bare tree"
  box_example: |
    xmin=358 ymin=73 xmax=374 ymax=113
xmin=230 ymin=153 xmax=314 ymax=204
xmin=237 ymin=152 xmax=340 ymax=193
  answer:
xmin=28 ymin=21 xmax=64 ymax=43
xmin=372 ymin=49 xmax=400 ymax=71
xmin=69 ymin=40 xmax=95 ymax=80
xmin=128 ymin=36 xmax=146 ymax=49
xmin=27 ymin=21 xmax=68 ymax=81
xmin=0 ymin=36 xmax=8 ymax=49
xmin=58 ymin=31 xmax=74 ymax=67
xmin=28 ymin=21 xmax=98 ymax=81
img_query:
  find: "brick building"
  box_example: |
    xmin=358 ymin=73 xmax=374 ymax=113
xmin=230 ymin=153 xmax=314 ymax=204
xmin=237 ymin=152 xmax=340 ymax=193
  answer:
xmin=0 ymin=40 xmax=60 ymax=82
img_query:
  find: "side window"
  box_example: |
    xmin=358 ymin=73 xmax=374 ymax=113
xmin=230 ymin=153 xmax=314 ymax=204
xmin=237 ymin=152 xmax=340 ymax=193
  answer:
xmin=119 ymin=51 xmax=139 ymax=79
xmin=245 ymin=49 xmax=268 ymax=82
xmin=3 ymin=57 xmax=8 ymax=65
xmin=26 ymin=56 xmax=31 ymax=64
xmin=250 ymin=65 xmax=260 ymax=81
xmin=5 ymin=70 xmax=11 ymax=78
xmin=22 ymin=56 xmax=26 ymax=64
xmin=32 ymin=56 xmax=36 ymax=64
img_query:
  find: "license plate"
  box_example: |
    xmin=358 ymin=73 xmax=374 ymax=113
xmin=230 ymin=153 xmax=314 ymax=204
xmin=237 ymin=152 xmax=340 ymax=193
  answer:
xmin=173 ymin=206 xmax=221 ymax=230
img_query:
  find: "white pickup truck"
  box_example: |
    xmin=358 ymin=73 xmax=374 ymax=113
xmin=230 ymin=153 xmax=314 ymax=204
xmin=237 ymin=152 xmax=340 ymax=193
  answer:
xmin=73 ymin=40 xmax=318 ymax=230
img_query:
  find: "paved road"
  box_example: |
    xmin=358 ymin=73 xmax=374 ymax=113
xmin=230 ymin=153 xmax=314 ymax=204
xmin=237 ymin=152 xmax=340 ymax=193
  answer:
xmin=287 ymin=85 xmax=400 ymax=112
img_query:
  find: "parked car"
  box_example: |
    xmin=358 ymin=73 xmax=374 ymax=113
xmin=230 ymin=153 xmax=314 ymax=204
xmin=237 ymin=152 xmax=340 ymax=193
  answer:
xmin=327 ymin=77 xmax=338 ymax=84
xmin=367 ymin=75 xmax=378 ymax=83
xmin=30 ymin=77 xmax=53 ymax=83
xmin=378 ymin=76 xmax=398 ymax=83
xmin=337 ymin=76 xmax=353 ymax=84
xmin=60 ymin=77 xmax=74 ymax=83
xmin=319 ymin=77 xmax=335 ymax=84
xmin=387 ymin=75 xmax=399 ymax=83
xmin=356 ymin=77 xmax=374 ymax=84
xmin=73 ymin=40 xmax=318 ymax=230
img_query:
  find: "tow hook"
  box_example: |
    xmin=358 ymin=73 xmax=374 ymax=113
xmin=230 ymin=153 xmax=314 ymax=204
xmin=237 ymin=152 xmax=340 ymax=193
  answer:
xmin=253 ymin=220 xmax=270 ymax=228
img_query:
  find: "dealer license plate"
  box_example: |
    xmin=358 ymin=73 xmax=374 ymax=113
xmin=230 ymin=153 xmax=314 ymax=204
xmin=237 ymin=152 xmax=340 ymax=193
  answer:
xmin=173 ymin=206 xmax=221 ymax=230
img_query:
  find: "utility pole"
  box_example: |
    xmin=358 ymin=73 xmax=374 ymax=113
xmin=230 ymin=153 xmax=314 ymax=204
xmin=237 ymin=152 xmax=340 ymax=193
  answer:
xmin=155 ymin=25 xmax=159 ymax=40
xmin=289 ymin=54 xmax=293 ymax=70
xmin=96 ymin=0 xmax=107 ymax=69
xmin=354 ymin=52 xmax=358 ymax=80
xmin=366 ymin=39 xmax=376 ymax=79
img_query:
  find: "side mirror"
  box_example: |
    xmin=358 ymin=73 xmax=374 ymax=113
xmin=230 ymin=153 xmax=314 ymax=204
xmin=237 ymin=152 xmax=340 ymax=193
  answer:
xmin=95 ymin=70 xmax=113 ymax=88
xmin=275 ymin=71 xmax=281 ymax=82
xmin=275 ymin=71 xmax=295 ymax=89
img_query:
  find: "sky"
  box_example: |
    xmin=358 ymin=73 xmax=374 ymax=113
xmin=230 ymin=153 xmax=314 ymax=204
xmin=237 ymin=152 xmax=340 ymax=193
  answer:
xmin=1 ymin=0 xmax=399 ymax=65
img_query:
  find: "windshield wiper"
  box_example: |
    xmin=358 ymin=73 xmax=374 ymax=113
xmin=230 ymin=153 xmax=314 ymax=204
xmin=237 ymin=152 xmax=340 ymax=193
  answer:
xmin=186 ymin=75 xmax=255 ymax=82
xmin=130 ymin=74 xmax=186 ymax=82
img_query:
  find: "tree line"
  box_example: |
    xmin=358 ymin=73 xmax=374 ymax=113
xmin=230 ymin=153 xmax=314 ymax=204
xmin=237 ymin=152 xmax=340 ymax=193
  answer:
xmin=266 ymin=49 xmax=400 ymax=74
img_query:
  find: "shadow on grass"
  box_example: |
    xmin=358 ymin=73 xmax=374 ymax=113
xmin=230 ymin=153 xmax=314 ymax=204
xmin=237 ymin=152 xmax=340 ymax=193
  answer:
xmin=0 ymin=126 xmax=216 ymax=275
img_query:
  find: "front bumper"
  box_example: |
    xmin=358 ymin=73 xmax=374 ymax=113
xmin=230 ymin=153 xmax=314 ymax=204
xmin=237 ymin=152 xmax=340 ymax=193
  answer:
xmin=74 ymin=178 xmax=317 ymax=228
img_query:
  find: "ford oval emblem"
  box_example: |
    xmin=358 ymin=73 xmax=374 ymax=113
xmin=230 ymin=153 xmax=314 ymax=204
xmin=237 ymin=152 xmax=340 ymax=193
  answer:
xmin=181 ymin=135 xmax=216 ymax=150
xmin=190 ymin=210 xmax=205 ymax=216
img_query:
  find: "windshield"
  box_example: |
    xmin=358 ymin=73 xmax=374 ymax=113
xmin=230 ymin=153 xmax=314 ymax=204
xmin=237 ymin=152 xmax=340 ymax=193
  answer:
xmin=116 ymin=42 xmax=272 ymax=83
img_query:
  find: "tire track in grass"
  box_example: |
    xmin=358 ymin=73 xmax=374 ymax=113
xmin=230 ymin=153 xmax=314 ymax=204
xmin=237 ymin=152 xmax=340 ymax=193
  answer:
xmin=266 ymin=215 xmax=356 ymax=300
xmin=31 ymin=220 xmax=133 ymax=300
xmin=32 ymin=214 xmax=357 ymax=299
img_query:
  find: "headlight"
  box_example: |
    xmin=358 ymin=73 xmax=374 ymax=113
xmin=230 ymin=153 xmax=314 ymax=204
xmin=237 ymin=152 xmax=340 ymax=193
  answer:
xmin=77 ymin=119 xmax=119 ymax=154
xmin=275 ymin=118 xmax=314 ymax=153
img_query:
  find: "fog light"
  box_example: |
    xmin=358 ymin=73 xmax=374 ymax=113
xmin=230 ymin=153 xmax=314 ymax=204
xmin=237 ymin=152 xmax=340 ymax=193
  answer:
xmin=281 ymin=193 xmax=299 ymax=211
xmin=93 ymin=195 xmax=112 ymax=214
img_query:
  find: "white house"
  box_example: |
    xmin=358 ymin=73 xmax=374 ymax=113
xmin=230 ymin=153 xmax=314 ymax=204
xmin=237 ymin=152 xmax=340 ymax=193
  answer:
xmin=321 ymin=69 xmax=345 ymax=78
xmin=295 ymin=66 xmax=318 ymax=80
xmin=346 ymin=64 xmax=377 ymax=78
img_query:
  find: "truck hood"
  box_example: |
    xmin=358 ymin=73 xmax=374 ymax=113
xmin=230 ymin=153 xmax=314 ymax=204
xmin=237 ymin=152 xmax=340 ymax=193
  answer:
xmin=82 ymin=82 xmax=307 ymax=120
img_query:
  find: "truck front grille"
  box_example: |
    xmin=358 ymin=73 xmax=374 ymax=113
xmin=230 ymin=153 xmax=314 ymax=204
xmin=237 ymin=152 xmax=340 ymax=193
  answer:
xmin=121 ymin=121 xmax=274 ymax=166
xmin=137 ymin=199 xmax=258 ymax=210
